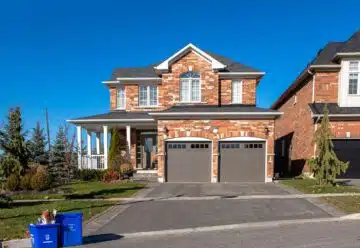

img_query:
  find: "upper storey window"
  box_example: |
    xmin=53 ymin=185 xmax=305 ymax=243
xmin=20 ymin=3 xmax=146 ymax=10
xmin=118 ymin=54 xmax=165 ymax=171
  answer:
xmin=232 ymin=80 xmax=243 ymax=104
xmin=116 ymin=87 xmax=126 ymax=109
xmin=348 ymin=61 xmax=359 ymax=95
xmin=139 ymin=84 xmax=158 ymax=107
xmin=180 ymin=72 xmax=201 ymax=102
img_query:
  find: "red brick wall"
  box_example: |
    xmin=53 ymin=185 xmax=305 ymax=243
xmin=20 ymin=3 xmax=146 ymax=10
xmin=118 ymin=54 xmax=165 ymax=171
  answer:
xmin=314 ymin=72 xmax=339 ymax=103
xmin=110 ymin=51 xmax=259 ymax=110
xmin=157 ymin=119 xmax=275 ymax=181
xmin=275 ymin=77 xmax=315 ymax=174
xmin=330 ymin=121 xmax=360 ymax=138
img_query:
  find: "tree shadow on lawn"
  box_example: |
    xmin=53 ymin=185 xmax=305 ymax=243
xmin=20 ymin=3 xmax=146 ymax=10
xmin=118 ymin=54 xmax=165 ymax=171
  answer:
xmin=64 ymin=186 xmax=145 ymax=200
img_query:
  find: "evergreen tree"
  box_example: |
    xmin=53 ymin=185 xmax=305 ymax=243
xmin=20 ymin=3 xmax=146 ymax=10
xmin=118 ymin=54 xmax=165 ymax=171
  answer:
xmin=108 ymin=129 xmax=127 ymax=170
xmin=49 ymin=126 xmax=67 ymax=182
xmin=0 ymin=107 xmax=29 ymax=177
xmin=308 ymin=104 xmax=349 ymax=185
xmin=28 ymin=122 xmax=48 ymax=165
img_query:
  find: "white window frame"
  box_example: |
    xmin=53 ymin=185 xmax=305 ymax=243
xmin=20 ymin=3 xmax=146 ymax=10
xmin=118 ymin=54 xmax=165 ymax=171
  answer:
xmin=116 ymin=87 xmax=126 ymax=110
xmin=138 ymin=84 xmax=158 ymax=107
xmin=180 ymin=73 xmax=201 ymax=103
xmin=348 ymin=60 xmax=360 ymax=95
xmin=231 ymin=80 xmax=243 ymax=104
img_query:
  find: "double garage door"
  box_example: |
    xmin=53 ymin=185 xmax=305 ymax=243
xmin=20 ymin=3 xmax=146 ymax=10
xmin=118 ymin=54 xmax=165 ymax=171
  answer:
xmin=333 ymin=139 xmax=360 ymax=179
xmin=165 ymin=141 xmax=265 ymax=183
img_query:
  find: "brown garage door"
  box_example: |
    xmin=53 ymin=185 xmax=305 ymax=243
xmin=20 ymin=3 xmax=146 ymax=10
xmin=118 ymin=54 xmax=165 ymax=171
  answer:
xmin=166 ymin=142 xmax=211 ymax=182
xmin=219 ymin=141 xmax=265 ymax=182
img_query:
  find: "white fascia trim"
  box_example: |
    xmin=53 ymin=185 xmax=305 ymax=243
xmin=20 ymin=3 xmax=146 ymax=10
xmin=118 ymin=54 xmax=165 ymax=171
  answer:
xmin=154 ymin=43 xmax=226 ymax=71
xmin=218 ymin=72 xmax=265 ymax=76
xmin=309 ymin=65 xmax=341 ymax=69
xmin=336 ymin=52 xmax=360 ymax=57
xmin=312 ymin=113 xmax=360 ymax=118
xmin=116 ymin=77 xmax=161 ymax=81
xmin=219 ymin=136 xmax=266 ymax=141
xmin=67 ymin=119 xmax=155 ymax=123
xmin=149 ymin=112 xmax=283 ymax=116
xmin=165 ymin=137 xmax=211 ymax=142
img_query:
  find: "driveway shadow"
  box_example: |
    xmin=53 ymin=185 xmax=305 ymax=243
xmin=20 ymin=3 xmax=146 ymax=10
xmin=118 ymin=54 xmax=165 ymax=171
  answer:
xmin=83 ymin=233 xmax=123 ymax=245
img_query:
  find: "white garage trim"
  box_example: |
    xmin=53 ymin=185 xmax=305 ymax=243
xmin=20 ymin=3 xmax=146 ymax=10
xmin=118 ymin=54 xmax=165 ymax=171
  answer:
xmin=219 ymin=136 xmax=266 ymax=142
xmin=165 ymin=137 xmax=211 ymax=142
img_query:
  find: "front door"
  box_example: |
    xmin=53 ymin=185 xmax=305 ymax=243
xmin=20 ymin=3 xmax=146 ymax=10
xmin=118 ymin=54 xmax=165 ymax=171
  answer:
xmin=141 ymin=134 xmax=157 ymax=169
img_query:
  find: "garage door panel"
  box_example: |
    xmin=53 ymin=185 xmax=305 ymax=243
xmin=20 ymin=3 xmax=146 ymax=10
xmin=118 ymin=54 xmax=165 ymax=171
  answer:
xmin=333 ymin=140 xmax=360 ymax=179
xmin=166 ymin=142 xmax=211 ymax=182
xmin=219 ymin=142 xmax=265 ymax=183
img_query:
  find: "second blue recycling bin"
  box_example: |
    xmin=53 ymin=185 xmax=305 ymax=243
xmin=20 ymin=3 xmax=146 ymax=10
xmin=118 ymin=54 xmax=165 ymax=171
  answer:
xmin=55 ymin=212 xmax=83 ymax=247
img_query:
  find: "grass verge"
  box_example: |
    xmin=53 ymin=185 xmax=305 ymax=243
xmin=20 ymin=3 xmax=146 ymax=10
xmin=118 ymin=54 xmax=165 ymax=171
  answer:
xmin=322 ymin=196 xmax=360 ymax=214
xmin=0 ymin=200 xmax=116 ymax=240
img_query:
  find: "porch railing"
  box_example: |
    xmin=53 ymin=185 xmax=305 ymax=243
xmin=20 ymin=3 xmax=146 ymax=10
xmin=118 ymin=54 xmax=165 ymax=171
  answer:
xmin=81 ymin=154 xmax=105 ymax=170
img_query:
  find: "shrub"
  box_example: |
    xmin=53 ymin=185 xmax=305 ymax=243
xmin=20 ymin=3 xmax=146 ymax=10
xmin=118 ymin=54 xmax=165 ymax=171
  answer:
xmin=6 ymin=174 xmax=20 ymax=191
xmin=20 ymin=173 xmax=33 ymax=190
xmin=102 ymin=170 xmax=120 ymax=183
xmin=120 ymin=163 xmax=133 ymax=175
xmin=76 ymin=169 xmax=105 ymax=181
xmin=31 ymin=166 xmax=51 ymax=191
xmin=0 ymin=194 xmax=12 ymax=208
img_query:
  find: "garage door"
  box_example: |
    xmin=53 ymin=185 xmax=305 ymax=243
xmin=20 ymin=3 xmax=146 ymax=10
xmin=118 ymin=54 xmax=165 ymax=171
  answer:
xmin=219 ymin=142 xmax=265 ymax=182
xmin=166 ymin=142 xmax=211 ymax=182
xmin=333 ymin=139 xmax=360 ymax=179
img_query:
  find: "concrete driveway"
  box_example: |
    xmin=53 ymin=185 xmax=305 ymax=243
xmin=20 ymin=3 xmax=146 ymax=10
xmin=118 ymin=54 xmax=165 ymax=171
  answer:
xmin=92 ymin=183 xmax=332 ymax=236
xmin=146 ymin=182 xmax=288 ymax=198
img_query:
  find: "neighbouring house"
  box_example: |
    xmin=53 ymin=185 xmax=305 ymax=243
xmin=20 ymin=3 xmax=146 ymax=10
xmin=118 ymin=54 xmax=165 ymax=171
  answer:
xmin=272 ymin=30 xmax=360 ymax=179
xmin=68 ymin=43 xmax=281 ymax=183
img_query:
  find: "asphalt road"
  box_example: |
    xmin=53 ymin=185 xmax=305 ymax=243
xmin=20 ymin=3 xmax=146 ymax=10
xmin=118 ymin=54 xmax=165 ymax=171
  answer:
xmin=85 ymin=220 xmax=360 ymax=248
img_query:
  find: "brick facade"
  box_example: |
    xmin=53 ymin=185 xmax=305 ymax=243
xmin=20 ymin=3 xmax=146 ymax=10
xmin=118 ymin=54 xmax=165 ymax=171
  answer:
xmin=330 ymin=121 xmax=360 ymax=138
xmin=156 ymin=119 xmax=275 ymax=182
xmin=314 ymin=72 xmax=338 ymax=103
xmin=110 ymin=51 xmax=259 ymax=111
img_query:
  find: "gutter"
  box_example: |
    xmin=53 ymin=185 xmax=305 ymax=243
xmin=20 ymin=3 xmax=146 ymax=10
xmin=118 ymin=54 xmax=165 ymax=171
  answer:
xmin=149 ymin=112 xmax=283 ymax=116
xmin=67 ymin=119 xmax=155 ymax=123
xmin=311 ymin=113 xmax=360 ymax=118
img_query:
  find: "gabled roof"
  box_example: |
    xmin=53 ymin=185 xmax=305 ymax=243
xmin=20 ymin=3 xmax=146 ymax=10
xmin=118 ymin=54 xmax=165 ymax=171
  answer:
xmin=337 ymin=31 xmax=360 ymax=53
xmin=109 ymin=44 xmax=262 ymax=80
xmin=309 ymin=103 xmax=360 ymax=116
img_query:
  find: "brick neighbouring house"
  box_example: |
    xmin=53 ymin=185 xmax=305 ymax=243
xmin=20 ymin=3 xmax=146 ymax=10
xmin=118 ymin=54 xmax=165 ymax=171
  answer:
xmin=272 ymin=30 xmax=360 ymax=179
xmin=68 ymin=43 xmax=281 ymax=183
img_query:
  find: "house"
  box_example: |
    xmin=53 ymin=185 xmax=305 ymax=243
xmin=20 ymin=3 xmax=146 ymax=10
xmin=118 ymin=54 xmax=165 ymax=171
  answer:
xmin=272 ymin=30 xmax=360 ymax=179
xmin=68 ymin=43 xmax=281 ymax=183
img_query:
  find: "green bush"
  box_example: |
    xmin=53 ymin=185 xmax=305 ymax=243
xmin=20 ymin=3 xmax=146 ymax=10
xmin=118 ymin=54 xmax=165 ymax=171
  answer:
xmin=6 ymin=174 xmax=20 ymax=191
xmin=75 ymin=169 xmax=105 ymax=181
xmin=0 ymin=194 xmax=12 ymax=208
xmin=20 ymin=173 xmax=33 ymax=190
xmin=31 ymin=166 xmax=51 ymax=191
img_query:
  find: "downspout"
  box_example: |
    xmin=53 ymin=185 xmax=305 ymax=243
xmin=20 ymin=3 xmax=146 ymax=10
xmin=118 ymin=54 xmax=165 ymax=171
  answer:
xmin=308 ymin=69 xmax=316 ymax=103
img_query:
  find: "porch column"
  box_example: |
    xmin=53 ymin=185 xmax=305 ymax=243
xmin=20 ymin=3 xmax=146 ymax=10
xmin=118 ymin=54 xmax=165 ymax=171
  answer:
xmin=103 ymin=125 xmax=108 ymax=169
xmin=126 ymin=125 xmax=131 ymax=160
xmin=87 ymin=130 xmax=92 ymax=169
xmin=76 ymin=125 xmax=82 ymax=169
xmin=96 ymin=132 xmax=101 ymax=154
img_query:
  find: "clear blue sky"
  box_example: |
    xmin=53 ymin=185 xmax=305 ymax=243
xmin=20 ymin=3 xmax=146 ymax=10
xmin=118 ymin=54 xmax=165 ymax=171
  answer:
xmin=0 ymin=0 xmax=359 ymax=139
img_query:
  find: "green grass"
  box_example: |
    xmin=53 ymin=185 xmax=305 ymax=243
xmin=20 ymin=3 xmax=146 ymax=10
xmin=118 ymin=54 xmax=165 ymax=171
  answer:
xmin=322 ymin=196 xmax=360 ymax=214
xmin=0 ymin=200 xmax=116 ymax=240
xmin=11 ymin=181 xmax=146 ymax=200
xmin=280 ymin=178 xmax=360 ymax=194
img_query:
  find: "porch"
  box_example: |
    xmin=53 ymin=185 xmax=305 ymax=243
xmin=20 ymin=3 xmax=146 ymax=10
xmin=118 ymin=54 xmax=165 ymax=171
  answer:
xmin=68 ymin=111 xmax=158 ymax=171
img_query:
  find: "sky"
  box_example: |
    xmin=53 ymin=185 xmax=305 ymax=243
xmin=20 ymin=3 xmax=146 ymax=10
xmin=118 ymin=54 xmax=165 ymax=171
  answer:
xmin=0 ymin=0 xmax=359 ymax=140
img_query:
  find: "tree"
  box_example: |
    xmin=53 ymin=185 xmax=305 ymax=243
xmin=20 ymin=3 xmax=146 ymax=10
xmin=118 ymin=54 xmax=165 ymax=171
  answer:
xmin=0 ymin=107 xmax=29 ymax=177
xmin=28 ymin=122 xmax=48 ymax=165
xmin=108 ymin=129 xmax=128 ymax=170
xmin=49 ymin=126 xmax=67 ymax=182
xmin=308 ymin=104 xmax=349 ymax=185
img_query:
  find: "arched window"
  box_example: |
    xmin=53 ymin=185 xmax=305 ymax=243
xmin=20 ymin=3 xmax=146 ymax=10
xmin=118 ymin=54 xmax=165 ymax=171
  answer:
xmin=180 ymin=72 xmax=201 ymax=102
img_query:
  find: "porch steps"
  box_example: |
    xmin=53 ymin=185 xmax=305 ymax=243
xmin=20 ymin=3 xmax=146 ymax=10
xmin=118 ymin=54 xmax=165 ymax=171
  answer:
xmin=132 ymin=170 xmax=158 ymax=182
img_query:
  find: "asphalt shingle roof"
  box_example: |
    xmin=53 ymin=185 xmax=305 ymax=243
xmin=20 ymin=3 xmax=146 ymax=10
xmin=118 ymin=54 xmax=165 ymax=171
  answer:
xmin=69 ymin=111 xmax=154 ymax=121
xmin=155 ymin=104 xmax=279 ymax=113
xmin=309 ymin=103 xmax=360 ymax=115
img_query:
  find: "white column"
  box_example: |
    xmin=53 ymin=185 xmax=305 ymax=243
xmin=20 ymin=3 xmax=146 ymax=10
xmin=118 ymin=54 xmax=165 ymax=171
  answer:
xmin=76 ymin=125 xmax=82 ymax=169
xmin=87 ymin=130 xmax=92 ymax=169
xmin=103 ymin=125 xmax=108 ymax=169
xmin=126 ymin=125 xmax=131 ymax=160
xmin=96 ymin=132 xmax=101 ymax=154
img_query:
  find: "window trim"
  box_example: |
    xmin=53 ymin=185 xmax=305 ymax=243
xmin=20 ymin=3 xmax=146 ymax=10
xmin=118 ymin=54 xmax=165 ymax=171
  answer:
xmin=180 ymin=72 xmax=201 ymax=103
xmin=138 ymin=84 xmax=159 ymax=107
xmin=116 ymin=87 xmax=126 ymax=110
xmin=231 ymin=80 xmax=243 ymax=104
xmin=348 ymin=60 xmax=360 ymax=96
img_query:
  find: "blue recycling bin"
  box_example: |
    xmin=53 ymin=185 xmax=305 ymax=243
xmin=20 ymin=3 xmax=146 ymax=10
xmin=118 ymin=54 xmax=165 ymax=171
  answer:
xmin=28 ymin=223 xmax=60 ymax=248
xmin=55 ymin=212 xmax=83 ymax=247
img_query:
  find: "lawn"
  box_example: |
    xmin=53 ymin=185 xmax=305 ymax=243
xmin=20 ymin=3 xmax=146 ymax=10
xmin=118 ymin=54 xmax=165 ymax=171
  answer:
xmin=0 ymin=200 xmax=116 ymax=240
xmin=11 ymin=181 xmax=146 ymax=200
xmin=280 ymin=179 xmax=360 ymax=194
xmin=322 ymin=196 xmax=360 ymax=214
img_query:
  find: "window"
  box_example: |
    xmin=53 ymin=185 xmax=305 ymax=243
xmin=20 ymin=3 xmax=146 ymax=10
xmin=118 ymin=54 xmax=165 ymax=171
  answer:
xmin=348 ymin=61 xmax=359 ymax=95
xmin=232 ymin=80 xmax=242 ymax=103
xmin=116 ymin=87 xmax=125 ymax=109
xmin=139 ymin=84 xmax=158 ymax=107
xmin=180 ymin=72 xmax=201 ymax=102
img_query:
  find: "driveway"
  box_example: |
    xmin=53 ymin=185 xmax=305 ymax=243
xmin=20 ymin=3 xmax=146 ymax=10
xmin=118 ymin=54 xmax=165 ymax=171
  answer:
xmin=146 ymin=182 xmax=288 ymax=198
xmin=92 ymin=183 xmax=331 ymax=236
